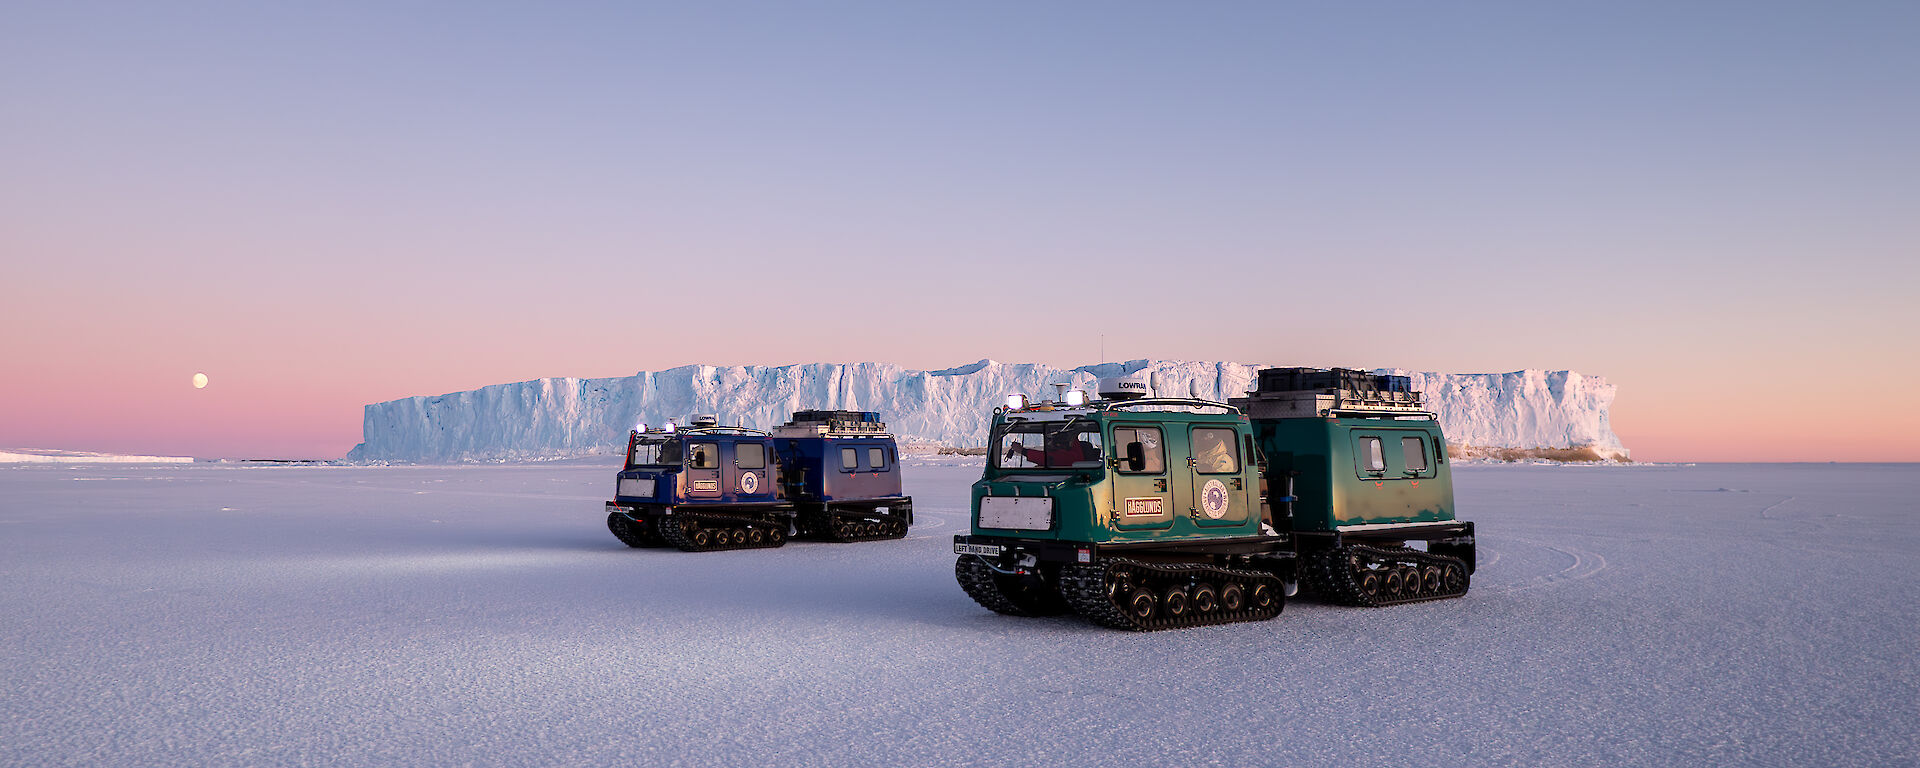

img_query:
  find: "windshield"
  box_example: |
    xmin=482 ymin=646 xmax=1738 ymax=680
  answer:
xmin=628 ymin=437 xmax=682 ymax=467
xmin=993 ymin=419 xmax=1105 ymax=469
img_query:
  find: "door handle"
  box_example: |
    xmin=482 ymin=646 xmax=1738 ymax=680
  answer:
xmin=1154 ymin=479 xmax=1167 ymax=492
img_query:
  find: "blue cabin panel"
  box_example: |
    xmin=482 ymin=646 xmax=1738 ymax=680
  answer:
xmin=615 ymin=431 xmax=779 ymax=507
xmin=771 ymin=409 xmax=906 ymax=504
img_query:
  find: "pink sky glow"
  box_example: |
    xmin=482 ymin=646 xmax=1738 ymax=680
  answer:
xmin=3 ymin=3 xmax=1914 ymax=462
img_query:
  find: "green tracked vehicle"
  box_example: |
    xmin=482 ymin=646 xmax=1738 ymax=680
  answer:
xmin=952 ymin=369 xmax=1476 ymax=631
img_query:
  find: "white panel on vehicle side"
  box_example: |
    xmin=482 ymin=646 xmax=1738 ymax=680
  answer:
xmin=979 ymin=496 xmax=1053 ymax=531
xmin=618 ymin=478 xmax=655 ymax=498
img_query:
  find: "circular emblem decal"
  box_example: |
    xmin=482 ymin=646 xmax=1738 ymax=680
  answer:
xmin=1201 ymin=479 xmax=1230 ymax=519
xmin=740 ymin=471 xmax=759 ymax=494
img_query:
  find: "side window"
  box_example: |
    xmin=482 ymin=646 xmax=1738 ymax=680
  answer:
xmin=1192 ymin=428 xmax=1240 ymax=473
xmin=1402 ymin=436 xmax=1427 ymax=472
xmin=688 ymin=442 xmax=720 ymax=470
xmin=868 ymin=447 xmax=886 ymax=470
xmin=736 ymin=442 xmax=766 ymax=469
xmin=841 ymin=447 xmax=859 ymax=471
xmin=1112 ymin=427 xmax=1166 ymax=473
xmin=1359 ymin=437 xmax=1385 ymax=473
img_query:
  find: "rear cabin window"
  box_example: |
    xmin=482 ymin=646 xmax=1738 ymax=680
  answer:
xmin=1192 ymin=428 xmax=1240 ymax=474
xmin=1360 ymin=437 xmax=1385 ymax=472
xmin=868 ymin=447 xmax=886 ymax=470
xmin=736 ymin=443 xmax=766 ymax=469
xmin=1402 ymin=436 xmax=1427 ymax=472
xmin=841 ymin=447 xmax=859 ymax=470
xmin=1112 ymin=427 xmax=1165 ymax=473
xmin=688 ymin=443 xmax=721 ymax=470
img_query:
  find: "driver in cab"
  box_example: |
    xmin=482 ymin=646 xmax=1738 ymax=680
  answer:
xmin=1008 ymin=429 xmax=1101 ymax=467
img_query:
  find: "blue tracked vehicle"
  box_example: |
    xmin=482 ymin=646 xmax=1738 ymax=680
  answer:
xmin=604 ymin=411 xmax=913 ymax=552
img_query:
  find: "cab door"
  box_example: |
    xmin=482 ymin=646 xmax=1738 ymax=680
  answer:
xmin=684 ymin=441 xmax=723 ymax=499
xmin=1187 ymin=425 xmax=1250 ymax=528
xmin=1109 ymin=424 xmax=1173 ymax=531
xmin=733 ymin=440 xmax=772 ymax=500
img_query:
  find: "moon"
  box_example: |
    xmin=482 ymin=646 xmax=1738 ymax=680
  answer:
xmin=192 ymin=372 xmax=208 ymax=389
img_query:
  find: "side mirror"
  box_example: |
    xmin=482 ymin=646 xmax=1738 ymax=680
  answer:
xmin=1126 ymin=442 xmax=1146 ymax=472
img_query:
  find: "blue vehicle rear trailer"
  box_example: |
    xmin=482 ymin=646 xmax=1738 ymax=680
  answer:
xmin=772 ymin=410 xmax=914 ymax=541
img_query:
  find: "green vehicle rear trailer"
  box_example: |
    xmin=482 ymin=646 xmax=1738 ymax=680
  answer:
xmin=953 ymin=369 xmax=1476 ymax=631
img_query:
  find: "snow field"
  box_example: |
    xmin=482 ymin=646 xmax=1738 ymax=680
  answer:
xmin=2 ymin=461 xmax=1914 ymax=767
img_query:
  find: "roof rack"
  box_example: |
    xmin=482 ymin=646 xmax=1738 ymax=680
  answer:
xmin=1230 ymin=393 xmax=1432 ymax=420
xmin=1098 ymin=398 xmax=1241 ymax=415
xmin=1326 ymin=408 xmax=1436 ymax=420
xmin=684 ymin=426 xmax=770 ymax=436
xmin=1231 ymin=366 xmax=1430 ymax=419
xmin=634 ymin=426 xmax=770 ymax=438
xmin=772 ymin=410 xmax=891 ymax=438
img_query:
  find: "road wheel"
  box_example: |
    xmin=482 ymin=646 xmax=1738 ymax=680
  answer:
xmin=1250 ymin=583 xmax=1276 ymax=611
xmin=1162 ymin=587 xmax=1188 ymax=618
xmin=1358 ymin=570 xmax=1382 ymax=598
xmin=1127 ymin=588 xmax=1157 ymax=622
xmin=1191 ymin=583 xmax=1218 ymax=613
xmin=1219 ymin=582 xmax=1245 ymax=611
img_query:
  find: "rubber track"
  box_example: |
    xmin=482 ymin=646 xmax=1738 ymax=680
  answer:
xmin=954 ymin=556 xmax=1069 ymax=616
xmin=607 ymin=511 xmax=666 ymax=548
xmin=1058 ymin=559 xmax=1284 ymax=632
xmin=657 ymin=512 xmax=789 ymax=553
xmin=798 ymin=506 xmax=910 ymax=543
xmin=1304 ymin=544 xmax=1469 ymax=607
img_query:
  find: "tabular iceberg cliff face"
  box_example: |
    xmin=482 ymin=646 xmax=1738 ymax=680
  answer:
xmin=344 ymin=360 xmax=1628 ymax=463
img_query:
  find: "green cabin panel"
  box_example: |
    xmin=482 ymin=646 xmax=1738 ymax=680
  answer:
xmin=970 ymin=409 xmax=1263 ymax=545
xmin=1254 ymin=417 xmax=1455 ymax=531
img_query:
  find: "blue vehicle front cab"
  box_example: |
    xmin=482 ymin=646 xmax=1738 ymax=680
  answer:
xmin=605 ymin=416 xmax=791 ymax=552
xmin=773 ymin=410 xmax=914 ymax=541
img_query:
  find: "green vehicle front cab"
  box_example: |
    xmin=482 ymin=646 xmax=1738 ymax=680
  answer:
xmin=955 ymin=390 xmax=1293 ymax=571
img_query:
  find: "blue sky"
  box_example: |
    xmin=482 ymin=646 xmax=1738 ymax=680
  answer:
xmin=3 ymin=1 xmax=1915 ymax=459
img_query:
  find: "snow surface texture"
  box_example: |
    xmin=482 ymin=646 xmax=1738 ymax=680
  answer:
xmin=345 ymin=360 xmax=1627 ymax=463
xmin=0 ymin=448 xmax=193 ymax=464
xmin=2 ymin=461 xmax=1912 ymax=767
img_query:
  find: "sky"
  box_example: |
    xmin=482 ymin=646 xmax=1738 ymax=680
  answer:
xmin=3 ymin=1 xmax=1915 ymax=461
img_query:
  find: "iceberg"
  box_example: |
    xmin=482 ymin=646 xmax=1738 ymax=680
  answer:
xmin=345 ymin=360 xmax=1628 ymax=463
